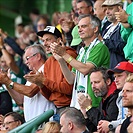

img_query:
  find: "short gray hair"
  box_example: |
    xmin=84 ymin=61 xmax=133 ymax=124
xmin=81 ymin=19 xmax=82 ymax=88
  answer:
xmin=25 ymin=44 xmax=47 ymax=61
xmin=78 ymin=14 xmax=101 ymax=35
xmin=60 ymin=107 xmax=86 ymax=128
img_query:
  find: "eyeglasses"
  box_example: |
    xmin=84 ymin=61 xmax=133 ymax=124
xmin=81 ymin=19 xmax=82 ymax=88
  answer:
xmin=25 ymin=53 xmax=38 ymax=61
xmin=3 ymin=120 xmax=18 ymax=126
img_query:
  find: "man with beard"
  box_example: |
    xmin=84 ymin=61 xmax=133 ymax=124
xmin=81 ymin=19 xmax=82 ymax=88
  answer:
xmin=97 ymin=61 xmax=133 ymax=133
xmin=78 ymin=67 xmax=119 ymax=132
xmin=102 ymin=0 xmax=126 ymax=69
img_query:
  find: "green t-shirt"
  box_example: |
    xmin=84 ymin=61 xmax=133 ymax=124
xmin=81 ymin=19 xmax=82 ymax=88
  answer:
xmin=72 ymin=42 xmax=110 ymax=107
xmin=10 ymin=69 xmax=26 ymax=85
xmin=0 ymin=85 xmax=7 ymax=93
xmin=10 ymin=69 xmax=26 ymax=112
xmin=121 ymin=2 xmax=133 ymax=62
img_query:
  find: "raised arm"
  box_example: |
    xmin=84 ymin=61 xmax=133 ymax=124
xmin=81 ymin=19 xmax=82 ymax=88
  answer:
xmin=24 ymin=68 xmax=73 ymax=95
xmin=115 ymin=6 xmax=131 ymax=28
xmin=52 ymin=53 xmax=75 ymax=85
xmin=0 ymin=71 xmax=40 ymax=104
xmin=50 ymin=42 xmax=95 ymax=76
xmin=0 ymin=28 xmax=24 ymax=56
xmin=0 ymin=37 xmax=20 ymax=74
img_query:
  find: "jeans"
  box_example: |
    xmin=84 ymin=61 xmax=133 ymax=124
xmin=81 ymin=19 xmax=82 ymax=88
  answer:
xmin=53 ymin=114 xmax=60 ymax=123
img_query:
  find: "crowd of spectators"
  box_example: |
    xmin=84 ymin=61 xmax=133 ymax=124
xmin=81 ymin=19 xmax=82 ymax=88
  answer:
xmin=0 ymin=0 xmax=133 ymax=132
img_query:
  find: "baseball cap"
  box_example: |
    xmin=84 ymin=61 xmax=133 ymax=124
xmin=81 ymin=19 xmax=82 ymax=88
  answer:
xmin=108 ymin=62 xmax=133 ymax=75
xmin=71 ymin=25 xmax=82 ymax=46
xmin=102 ymin=0 xmax=123 ymax=7
xmin=37 ymin=26 xmax=62 ymax=38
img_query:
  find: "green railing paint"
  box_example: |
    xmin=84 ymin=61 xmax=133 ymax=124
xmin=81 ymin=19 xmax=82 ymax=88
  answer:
xmin=9 ymin=109 xmax=54 ymax=133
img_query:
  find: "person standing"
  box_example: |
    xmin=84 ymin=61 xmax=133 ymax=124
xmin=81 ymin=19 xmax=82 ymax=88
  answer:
xmin=0 ymin=44 xmax=56 ymax=121
xmin=50 ymin=14 xmax=110 ymax=109
xmin=24 ymin=26 xmax=77 ymax=122
xmin=102 ymin=0 xmax=127 ymax=68
xmin=115 ymin=0 xmax=133 ymax=62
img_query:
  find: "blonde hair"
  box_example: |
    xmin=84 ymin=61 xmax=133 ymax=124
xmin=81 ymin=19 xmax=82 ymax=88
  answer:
xmin=42 ymin=121 xmax=61 ymax=133
xmin=125 ymin=74 xmax=133 ymax=83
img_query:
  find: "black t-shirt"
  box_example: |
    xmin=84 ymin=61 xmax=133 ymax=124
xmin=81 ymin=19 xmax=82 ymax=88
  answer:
xmin=120 ymin=116 xmax=131 ymax=133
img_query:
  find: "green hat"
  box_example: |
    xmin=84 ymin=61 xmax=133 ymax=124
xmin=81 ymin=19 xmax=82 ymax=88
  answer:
xmin=71 ymin=25 xmax=82 ymax=46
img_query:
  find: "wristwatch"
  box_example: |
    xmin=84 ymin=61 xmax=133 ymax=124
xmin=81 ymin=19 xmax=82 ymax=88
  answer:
xmin=108 ymin=122 xmax=114 ymax=131
xmin=8 ymin=82 xmax=14 ymax=89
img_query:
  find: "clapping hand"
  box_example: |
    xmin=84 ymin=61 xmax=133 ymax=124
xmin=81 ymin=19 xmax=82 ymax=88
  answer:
xmin=24 ymin=68 xmax=45 ymax=88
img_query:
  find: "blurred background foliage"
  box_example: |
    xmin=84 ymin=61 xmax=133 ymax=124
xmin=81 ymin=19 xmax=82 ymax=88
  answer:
xmin=0 ymin=0 xmax=72 ymax=36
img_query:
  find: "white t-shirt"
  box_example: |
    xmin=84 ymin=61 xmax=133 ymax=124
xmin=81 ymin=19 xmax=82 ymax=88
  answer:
xmin=24 ymin=64 xmax=56 ymax=121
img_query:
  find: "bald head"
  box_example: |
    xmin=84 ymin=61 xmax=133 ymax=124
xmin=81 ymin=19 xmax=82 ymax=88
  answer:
xmin=94 ymin=0 xmax=106 ymax=20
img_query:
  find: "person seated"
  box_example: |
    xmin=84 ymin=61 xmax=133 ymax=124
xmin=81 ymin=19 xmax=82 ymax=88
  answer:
xmin=42 ymin=121 xmax=61 ymax=133
xmin=0 ymin=115 xmax=4 ymax=131
xmin=127 ymin=116 xmax=133 ymax=133
xmin=3 ymin=112 xmax=25 ymax=132
xmin=78 ymin=67 xmax=119 ymax=132
xmin=60 ymin=107 xmax=90 ymax=133
xmin=119 ymin=74 xmax=133 ymax=133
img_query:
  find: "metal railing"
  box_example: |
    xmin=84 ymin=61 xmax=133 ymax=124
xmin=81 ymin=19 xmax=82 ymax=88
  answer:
xmin=9 ymin=109 xmax=54 ymax=133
